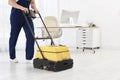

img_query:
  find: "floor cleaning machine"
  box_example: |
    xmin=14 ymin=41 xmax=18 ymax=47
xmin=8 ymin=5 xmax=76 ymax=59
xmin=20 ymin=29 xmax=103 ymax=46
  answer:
xmin=22 ymin=10 xmax=73 ymax=72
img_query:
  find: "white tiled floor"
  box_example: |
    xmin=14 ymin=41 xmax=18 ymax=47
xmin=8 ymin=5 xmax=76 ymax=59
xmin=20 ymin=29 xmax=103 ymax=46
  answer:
xmin=0 ymin=48 xmax=120 ymax=80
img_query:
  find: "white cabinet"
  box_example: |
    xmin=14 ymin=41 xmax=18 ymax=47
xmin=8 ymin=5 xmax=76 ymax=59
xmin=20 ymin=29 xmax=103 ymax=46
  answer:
xmin=76 ymin=27 xmax=100 ymax=52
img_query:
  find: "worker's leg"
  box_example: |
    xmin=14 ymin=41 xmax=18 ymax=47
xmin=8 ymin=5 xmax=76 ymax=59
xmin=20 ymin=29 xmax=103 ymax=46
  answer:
xmin=23 ymin=18 xmax=35 ymax=60
xmin=9 ymin=21 xmax=22 ymax=59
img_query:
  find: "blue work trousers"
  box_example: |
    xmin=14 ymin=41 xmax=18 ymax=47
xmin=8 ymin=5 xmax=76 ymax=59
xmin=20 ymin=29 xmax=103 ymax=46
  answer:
xmin=9 ymin=8 xmax=35 ymax=60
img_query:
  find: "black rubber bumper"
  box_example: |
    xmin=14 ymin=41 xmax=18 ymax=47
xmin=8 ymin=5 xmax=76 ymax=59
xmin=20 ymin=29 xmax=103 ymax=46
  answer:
xmin=33 ymin=58 xmax=73 ymax=72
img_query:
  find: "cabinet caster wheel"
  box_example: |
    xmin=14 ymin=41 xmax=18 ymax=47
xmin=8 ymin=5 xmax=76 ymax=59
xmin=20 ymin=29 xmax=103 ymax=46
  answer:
xmin=76 ymin=47 xmax=79 ymax=49
xmin=83 ymin=48 xmax=85 ymax=52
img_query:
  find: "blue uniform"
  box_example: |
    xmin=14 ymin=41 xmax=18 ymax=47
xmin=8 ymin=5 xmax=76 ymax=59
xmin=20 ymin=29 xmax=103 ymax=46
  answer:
xmin=9 ymin=0 xmax=35 ymax=60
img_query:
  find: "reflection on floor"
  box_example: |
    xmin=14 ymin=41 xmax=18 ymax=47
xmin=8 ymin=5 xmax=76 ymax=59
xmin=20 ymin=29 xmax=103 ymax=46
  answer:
xmin=0 ymin=48 xmax=120 ymax=80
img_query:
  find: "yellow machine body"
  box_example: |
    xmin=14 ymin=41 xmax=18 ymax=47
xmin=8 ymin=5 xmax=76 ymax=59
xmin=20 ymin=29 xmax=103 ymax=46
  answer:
xmin=35 ymin=46 xmax=71 ymax=62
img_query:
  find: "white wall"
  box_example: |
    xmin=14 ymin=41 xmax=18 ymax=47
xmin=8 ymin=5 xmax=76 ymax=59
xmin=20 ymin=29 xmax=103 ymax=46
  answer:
xmin=41 ymin=0 xmax=120 ymax=49
xmin=0 ymin=1 xmax=11 ymax=51
xmin=1 ymin=0 xmax=120 ymax=51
